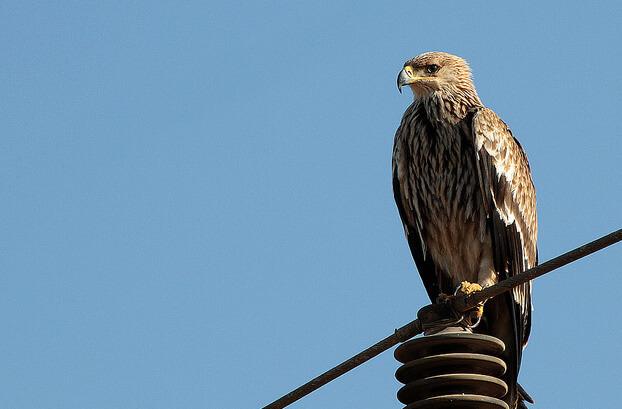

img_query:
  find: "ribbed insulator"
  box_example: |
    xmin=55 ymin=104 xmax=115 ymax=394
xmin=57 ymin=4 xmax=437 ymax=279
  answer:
xmin=394 ymin=329 xmax=509 ymax=409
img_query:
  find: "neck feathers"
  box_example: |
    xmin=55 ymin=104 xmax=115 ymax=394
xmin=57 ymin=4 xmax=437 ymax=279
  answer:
xmin=420 ymin=85 xmax=482 ymax=124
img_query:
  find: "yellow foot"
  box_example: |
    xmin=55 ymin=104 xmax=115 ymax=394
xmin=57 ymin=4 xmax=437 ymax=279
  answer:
xmin=456 ymin=281 xmax=484 ymax=327
xmin=457 ymin=281 xmax=483 ymax=296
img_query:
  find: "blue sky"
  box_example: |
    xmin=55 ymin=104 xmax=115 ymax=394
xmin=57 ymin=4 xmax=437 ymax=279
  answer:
xmin=2 ymin=1 xmax=622 ymax=408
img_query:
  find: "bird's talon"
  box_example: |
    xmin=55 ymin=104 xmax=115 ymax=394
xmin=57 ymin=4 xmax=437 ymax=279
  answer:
xmin=455 ymin=281 xmax=485 ymax=328
xmin=455 ymin=281 xmax=483 ymax=296
xmin=471 ymin=304 xmax=484 ymax=319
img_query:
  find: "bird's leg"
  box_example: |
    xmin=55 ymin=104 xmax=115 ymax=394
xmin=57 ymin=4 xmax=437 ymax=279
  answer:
xmin=455 ymin=281 xmax=484 ymax=328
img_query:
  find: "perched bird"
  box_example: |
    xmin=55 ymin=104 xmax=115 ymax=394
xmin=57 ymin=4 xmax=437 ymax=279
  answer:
xmin=392 ymin=52 xmax=537 ymax=409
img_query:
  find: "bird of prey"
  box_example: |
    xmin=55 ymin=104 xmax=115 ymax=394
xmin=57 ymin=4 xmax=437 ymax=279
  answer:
xmin=392 ymin=52 xmax=537 ymax=409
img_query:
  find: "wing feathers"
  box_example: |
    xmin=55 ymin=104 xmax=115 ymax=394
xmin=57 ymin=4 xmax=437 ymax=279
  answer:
xmin=472 ymin=107 xmax=537 ymax=349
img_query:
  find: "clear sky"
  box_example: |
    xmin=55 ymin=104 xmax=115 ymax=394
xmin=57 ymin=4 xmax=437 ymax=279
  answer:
xmin=3 ymin=1 xmax=622 ymax=408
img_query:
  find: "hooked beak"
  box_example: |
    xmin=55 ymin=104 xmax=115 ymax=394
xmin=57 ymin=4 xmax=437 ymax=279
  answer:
xmin=397 ymin=65 xmax=420 ymax=94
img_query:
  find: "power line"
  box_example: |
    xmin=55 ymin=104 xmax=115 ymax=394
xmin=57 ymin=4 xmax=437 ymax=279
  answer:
xmin=262 ymin=228 xmax=622 ymax=409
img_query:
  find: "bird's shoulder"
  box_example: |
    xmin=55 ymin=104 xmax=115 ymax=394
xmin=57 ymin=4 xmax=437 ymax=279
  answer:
xmin=472 ymin=108 xmax=514 ymax=150
xmin=471 ymin=107 xmax=533 ymax=178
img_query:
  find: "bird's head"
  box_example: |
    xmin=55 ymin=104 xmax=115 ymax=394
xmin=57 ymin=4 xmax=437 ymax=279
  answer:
xmin=397 ymin=52 xmax=477 ymax=99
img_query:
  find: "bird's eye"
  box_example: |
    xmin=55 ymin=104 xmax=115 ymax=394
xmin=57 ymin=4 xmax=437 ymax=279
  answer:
xmin=426 ymin=64 xmax=440 ymax=74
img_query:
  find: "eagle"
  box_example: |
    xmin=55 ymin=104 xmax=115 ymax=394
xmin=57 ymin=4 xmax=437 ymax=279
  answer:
xmin=392 ymin=52 xmax=537 ymax=409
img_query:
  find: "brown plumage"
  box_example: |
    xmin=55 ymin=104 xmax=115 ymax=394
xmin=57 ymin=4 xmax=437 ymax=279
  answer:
xmin=393 ymin=52 xmax=537 ymax=409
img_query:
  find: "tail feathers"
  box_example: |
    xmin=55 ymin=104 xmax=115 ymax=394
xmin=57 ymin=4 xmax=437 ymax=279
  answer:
xmin=517 ymin=383 xmax=534 ymax=408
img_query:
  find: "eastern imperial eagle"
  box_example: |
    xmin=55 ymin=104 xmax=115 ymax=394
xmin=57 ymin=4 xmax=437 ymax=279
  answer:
xmin=393 ymin=52 xmax=537 ymax=409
